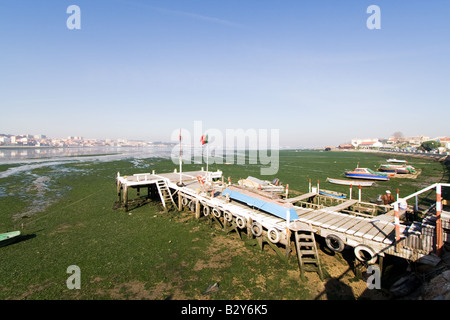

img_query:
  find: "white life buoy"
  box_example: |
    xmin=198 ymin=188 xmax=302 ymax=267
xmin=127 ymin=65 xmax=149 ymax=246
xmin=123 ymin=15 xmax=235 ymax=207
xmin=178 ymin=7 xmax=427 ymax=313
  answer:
xmin=212 ymin=208 xmax=221 ymax=218
xmin=267 ymin=227 xmax=280 ymax=243
xmin=224 ymin=211 xmax=233 ymax=222
xmin=236 ymin=216 xmax=246 ymax=229
xmin=325 ymin=234 xmax=345 ymax=253
xmin=182 ymin=197 xmax=189 ymax=206
xmin=203 ymin=206 xmax=210 ymax=216
xmin=354 ymin=244 xmax=378 ymax=264
xmin=251 ymin=222 xmax=263 ymax=237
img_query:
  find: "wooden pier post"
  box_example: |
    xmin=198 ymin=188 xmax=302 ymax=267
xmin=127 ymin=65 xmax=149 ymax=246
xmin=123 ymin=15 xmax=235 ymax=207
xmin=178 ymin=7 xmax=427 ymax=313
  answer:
xmin=178 ymin=192 xmax=182 ymax=211
xmin=123 ymin=185 xmax=128 ymax=211
xmin=349 ymin=184 xmax=353 ymax=200
xmin=117 ymin=183 xmax=122 ymax=204
xmin=247 ymin=217 xmax=253 ymax=240
xmin=436 ymin=184 xmax=443 ymax=257
xmin=285 ymin=210 xmax=291 ymax=258
xmin=195 ymin=198 xmax=200 ymax=219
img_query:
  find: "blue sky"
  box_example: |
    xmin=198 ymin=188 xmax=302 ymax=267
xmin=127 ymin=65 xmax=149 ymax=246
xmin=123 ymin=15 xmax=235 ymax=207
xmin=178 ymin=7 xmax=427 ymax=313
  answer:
xmin=1 ymin=0 xmax=449 ymax=148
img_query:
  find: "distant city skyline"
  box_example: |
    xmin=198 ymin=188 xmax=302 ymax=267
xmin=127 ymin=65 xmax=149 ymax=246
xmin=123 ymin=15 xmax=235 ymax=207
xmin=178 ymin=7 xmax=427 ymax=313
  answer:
xmin=1 ymin=1 xmax=449 ymax=148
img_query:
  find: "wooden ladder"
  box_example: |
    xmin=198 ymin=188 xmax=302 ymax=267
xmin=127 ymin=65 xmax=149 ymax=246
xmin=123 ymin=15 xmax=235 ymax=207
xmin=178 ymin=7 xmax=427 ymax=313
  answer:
xmin=294 ymin=224 xmax=323 ymax=281
xmin=156 ymin=179 xmax=176 ymax=211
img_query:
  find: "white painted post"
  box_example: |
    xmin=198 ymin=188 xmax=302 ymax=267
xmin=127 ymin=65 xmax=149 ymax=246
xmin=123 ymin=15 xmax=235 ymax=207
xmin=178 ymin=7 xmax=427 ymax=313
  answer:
xmin=358 ymin=185 xmax=361 ymax=202
xmin=394 ymin=202 xmax=400 ymax=252
xmin=436 ymin=184 xmax=443 ymax=256
xmin=309 ymin=179 xmax=311 ymax=193
xmin=349 ymin=184 xmax=353 ymax=200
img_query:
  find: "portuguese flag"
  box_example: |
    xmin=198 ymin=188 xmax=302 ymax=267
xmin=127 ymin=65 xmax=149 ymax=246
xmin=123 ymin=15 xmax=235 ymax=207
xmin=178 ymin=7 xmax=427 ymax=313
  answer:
xmin=200 ymin=134 xmax=208 ymax=145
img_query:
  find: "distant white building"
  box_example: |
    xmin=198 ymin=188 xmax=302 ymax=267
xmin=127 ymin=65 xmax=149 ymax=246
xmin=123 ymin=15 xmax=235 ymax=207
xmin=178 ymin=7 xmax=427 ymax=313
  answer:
xmin=351 ymin=138 xmax=381 ymax=149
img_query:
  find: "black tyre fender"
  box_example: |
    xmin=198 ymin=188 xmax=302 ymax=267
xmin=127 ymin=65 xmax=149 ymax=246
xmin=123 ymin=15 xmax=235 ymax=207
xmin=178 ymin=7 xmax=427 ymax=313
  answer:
xmin=251 ymin=222 xmax=263 ymax=237
xmin=325 ymin=234 xmax=345 ymax=253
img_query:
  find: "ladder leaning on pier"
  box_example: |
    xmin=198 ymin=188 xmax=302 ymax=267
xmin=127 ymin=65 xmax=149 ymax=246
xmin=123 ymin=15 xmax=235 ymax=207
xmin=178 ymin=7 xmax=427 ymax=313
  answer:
xmin=156 ymin=179 xmax=176 ymax=211
xmin=294 ymin=223 xmax=323 ymax=281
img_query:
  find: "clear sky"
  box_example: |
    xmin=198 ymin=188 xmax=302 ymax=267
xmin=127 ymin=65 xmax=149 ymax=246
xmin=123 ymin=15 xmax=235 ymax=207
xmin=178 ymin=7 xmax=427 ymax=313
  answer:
xmin=1 ymin=0 xmax=449 ymax=148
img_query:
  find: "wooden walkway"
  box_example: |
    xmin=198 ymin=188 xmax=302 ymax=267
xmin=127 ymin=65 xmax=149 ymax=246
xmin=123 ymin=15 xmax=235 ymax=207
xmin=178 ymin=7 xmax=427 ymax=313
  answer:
xmin=117 ymin=170 xmax=445 ymax=263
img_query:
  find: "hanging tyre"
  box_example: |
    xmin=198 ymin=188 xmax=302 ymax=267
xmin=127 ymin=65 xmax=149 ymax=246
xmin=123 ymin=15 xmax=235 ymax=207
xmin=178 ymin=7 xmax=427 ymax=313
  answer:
xmin=182 ymin=197 xmax=189 ymax=206
xmin=251 ymin=222 xmax=263 ymax=237
xmin=236 ymin=216 xmax=246 ymax=229
xmin=212 ymin=207 xmax=222 ymax=218
xmin=267 ymin=227 xmax=281 ymax=243
xmin=325 ymin=234 xmax=345 ymax=253
xmin=203 ymin=206 xmax=210 ymax=216
xmin=188 ymin=200 xmax=196 ymax=212
xmin=354 ymin=245 xmax=378 ymax=264
xmin=224 ymin=210 xmax=233 ymax=222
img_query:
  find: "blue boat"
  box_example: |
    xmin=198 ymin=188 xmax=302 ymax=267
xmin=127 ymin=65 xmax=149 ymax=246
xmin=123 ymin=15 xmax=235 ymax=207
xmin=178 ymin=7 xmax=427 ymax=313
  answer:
xmin=319 ymin=189 xmax=347 ymax=199
xmin=345 ymin=168 xmax=391 ymax=181
xmin=222 ymin=186 xmax=298 ymax=221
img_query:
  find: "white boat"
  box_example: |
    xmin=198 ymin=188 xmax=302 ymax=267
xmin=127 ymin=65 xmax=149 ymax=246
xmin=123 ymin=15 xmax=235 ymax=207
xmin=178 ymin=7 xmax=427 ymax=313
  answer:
xmin=238 ymin=176 xmax=285 ymax=192
xmin=386 ymin=159 xmax=408 ymax=164
xmin=327 ymin=177 xmax=374 ymax=187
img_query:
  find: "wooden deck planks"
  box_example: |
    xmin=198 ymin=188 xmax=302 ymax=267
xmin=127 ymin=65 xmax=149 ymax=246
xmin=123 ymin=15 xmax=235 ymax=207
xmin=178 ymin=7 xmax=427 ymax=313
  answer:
xmin=345 ymin=218 xmax=373 ymax=236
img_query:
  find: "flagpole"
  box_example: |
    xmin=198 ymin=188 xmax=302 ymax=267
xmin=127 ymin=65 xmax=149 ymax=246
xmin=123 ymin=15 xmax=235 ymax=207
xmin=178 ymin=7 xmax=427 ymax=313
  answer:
xmin=206 ymin=143 xmax=209 ymax=181
xmin=179 ymin=128 xmax=182 ymax=185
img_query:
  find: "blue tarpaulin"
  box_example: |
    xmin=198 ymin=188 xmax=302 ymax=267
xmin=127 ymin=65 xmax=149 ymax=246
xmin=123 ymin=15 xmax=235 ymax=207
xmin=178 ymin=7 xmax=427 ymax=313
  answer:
xmin=222 ymin=188 xmax=298 ymax=221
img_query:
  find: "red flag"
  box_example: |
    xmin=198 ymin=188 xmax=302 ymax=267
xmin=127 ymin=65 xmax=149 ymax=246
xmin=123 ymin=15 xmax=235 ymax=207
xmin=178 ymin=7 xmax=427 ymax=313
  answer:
xmin=200 ymin=134 xmax=208 ymax=145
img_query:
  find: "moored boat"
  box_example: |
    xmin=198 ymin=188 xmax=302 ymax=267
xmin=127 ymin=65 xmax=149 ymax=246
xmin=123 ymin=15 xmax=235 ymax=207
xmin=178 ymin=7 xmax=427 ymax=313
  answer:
xmin=345 ymin=168 xmax=391 ymax=181
xmin=327 ymin=177 xmax=374 ymax=187
xmin=238 ymin=176 xmax=284 ymax=193
xmin=387 ymin=159 xmax=408 ymax=164
xmin=319 ymin=189 xmax=347 ymax=199
xmin=0 ymin=231 xmax=21 ymax=247
xmin=379 ymin=164 xmax=416 ymax=174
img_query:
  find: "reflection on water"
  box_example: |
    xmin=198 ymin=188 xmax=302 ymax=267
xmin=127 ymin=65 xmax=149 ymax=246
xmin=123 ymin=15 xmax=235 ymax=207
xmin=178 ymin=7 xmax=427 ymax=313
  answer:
xmin=0 ymin=146 xmax=169 ymax=163
xmin=0 ymin=146 xmax=173 ymax=178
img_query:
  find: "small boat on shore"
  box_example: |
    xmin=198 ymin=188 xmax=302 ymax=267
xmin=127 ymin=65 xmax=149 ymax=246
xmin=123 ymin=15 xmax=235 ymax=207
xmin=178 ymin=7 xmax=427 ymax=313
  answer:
xmin=0 ymin=231 xmax=21 ymax=247
xmin=327 ymin=177 xmax=374 ymax=187
xmin=319 ymin=189 xmax=347 ymax=199
xmin=238 ymin=176 xmax=284 ymax=193
xmin=387 ymin=159 xmax=408 ymax=164
xmin=345 ymin=168 xmax=391 ymax=181
xmin=379 ymin=164 xmax=416 ymax=174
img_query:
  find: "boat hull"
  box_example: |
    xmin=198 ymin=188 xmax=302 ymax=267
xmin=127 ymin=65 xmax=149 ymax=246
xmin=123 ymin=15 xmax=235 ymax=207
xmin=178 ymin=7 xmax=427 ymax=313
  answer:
xmin=345 ymin=172 xmax=390 ymax=181
xmin=327 ymin=178 xmax=374 ymax=187
xmin=0 ymin=231 xmax=21 ymax=247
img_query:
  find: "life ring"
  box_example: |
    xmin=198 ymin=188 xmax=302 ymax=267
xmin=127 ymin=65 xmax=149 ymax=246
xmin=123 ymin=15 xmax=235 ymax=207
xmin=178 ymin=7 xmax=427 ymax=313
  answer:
xmin=325 ymin=234 xmax=345 ymax=253
xmin=267 ymin=227 xmax=280 ymax=243
xmin=182 ymin=197 xmax=189 ymax=206
xmin=236 ymin=216 xmax=246 ymax=229
xmin=212 ymin=208 xmax=221 ymax=218
xmin=224 ymin=210 xmax=233 ymax=222
xmin=251 ymin=222 xmax=263 ymax=237
xmin=354 ymin=245 xmax=378 ymax=264
xmin=203 ymin=206 xmax=210 ymax=216
xmin=188 ymin=200 xmax=196 ymax=212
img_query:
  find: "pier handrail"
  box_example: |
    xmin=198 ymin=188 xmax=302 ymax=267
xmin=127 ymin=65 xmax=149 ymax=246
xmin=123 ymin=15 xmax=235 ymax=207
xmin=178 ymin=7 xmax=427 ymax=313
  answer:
xmin=391 ymin=182 xmax=449 ymax=256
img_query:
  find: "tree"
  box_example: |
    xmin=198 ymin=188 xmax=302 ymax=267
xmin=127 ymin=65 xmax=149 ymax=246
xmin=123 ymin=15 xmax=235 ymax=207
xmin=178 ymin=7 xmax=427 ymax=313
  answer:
xmin=392 ymin=131 xmax=404 ymax=139
xmin=421 ymin=140 xmax=440 ymax=151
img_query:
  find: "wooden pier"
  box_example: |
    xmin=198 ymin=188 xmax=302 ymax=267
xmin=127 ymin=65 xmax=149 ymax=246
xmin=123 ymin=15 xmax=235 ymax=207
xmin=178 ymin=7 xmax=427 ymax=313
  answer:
xmin=116 ymin=169 xmax=450 ymax=279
